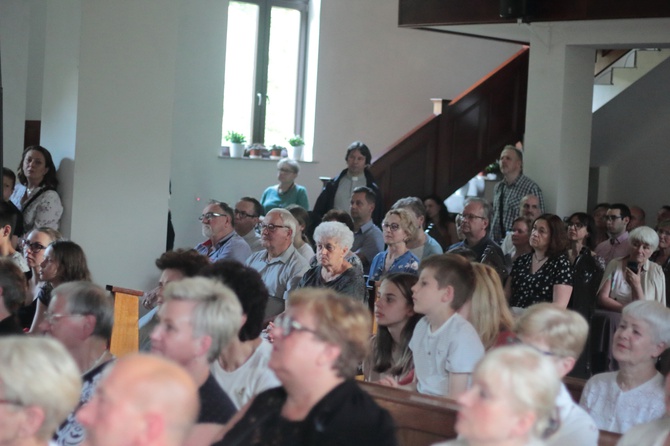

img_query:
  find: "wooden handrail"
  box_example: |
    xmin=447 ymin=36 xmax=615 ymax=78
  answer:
xmin=369 ymin=47 xmax=528 ymax=209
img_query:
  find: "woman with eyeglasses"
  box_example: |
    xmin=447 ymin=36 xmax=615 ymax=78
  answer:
xmin=434 ymin=345 xmax=561 ymax=446
xmin=10 ymin=145 xmax=63 ymax=236
xmin=298 ymin=221 xmax=366 ymax=302
xmin=566 ymin=212 xmax=605 ymax=270
xmin=597 ymin=226 xmax=666 ymax=312
xmin=16 ymin=227 xmax=62 ymax=330
xmin=219 ymin=288 xmax=398 ymax=446
xmin=30 ymin=239 xmax=92 ymax=332
xmin=367 ymin=209 xmax=420 ymax=287
xmin=505 ymin=214 xmax=573 ymax=310
xmin=260 ymin=158 xmax=309 ymax=214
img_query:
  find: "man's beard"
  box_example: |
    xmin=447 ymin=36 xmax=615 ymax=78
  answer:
xmin=202 ymin=225 xmax=213 ymax=239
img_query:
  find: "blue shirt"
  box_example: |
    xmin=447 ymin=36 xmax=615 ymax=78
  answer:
xmin=195 ymin=231 xmax=252 ymax=264
xmin=367 ymin=250 xmax=420 ymax=287
xmin=260 ymin=184 xmax=309 ymax=213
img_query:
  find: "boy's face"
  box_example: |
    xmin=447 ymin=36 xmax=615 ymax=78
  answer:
xmin=411 ymin=267 xmax=450 ymax=315
xmin=2 ymin=175 xmax=14 ymax=201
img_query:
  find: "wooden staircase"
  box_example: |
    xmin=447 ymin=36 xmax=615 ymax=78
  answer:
xmin=369 ymin=47 xmax=529 ymax=211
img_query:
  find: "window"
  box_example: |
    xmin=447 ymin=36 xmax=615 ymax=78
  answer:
xmin=221 ymin=0 xmax=309 ymax=147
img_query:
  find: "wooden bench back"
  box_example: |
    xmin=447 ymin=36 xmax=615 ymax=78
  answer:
xmin=106 ymin=285 xmax=142 ymax=357
xmin=359 ymin=381 xmax=621 ymax=446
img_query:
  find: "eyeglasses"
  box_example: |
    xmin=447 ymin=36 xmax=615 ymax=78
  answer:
xmin=44 ymin=312 xmax=83 ymax=325
xmin=198 ymin=212 xmax=225 ymax=221
xmin=457 ymin=213 xmax=486 ymax=221
xmin=260 ymin=223 xmax=289 ymax=232
xmin=22 ymin=241 xmax=47 ymax=252
xmin=274 ymin=313 xmax=321 ymax=338
xmin=567 ymin=222 xmax=584 ymax=229
xmin=604 ymin=215 xmax=623 ymax=221
xmin=234 ymin=210 xmax=257 ymax=219
xmin=382 ymin=222 xmax=401 ymax=232
xmin=278 ymin=168 xmax=295 ymax=174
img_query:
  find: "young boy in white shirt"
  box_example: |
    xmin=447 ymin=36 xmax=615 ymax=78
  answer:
xmin=409 ymin=254 xmax=485 ymax=398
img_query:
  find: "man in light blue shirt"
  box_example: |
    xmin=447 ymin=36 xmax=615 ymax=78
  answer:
xmin=195 ymin=200 xmax=251 ymax=264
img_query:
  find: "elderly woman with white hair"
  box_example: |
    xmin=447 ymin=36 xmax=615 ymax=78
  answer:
xmin=298 ymin=221 xmax=366 ymax=302
xmin=434 ymin=345 xmax=561 ymax=446
xmin=580 ymin=300 xmax=670 ymax=433
xmin=260 ymin=158 xmax=309 ymax=213
xmin=0 ymin=336 xmax=81 ymax=446
xmin=597 ymin=226 xmax=666 ymax=311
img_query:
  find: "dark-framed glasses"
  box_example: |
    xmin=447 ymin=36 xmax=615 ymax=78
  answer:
xmin=22 ymin=241 xmax=47 ymax=253
xmin=234 ymin=210 xmax=257 ymax=219
xmin=604 ymin=215 xmax=622 ymax=221
xmin=198 ymin=212 xmax=225 ymax=221
xmin=260 ymin=223 xmax=289 ymax=232
xmin=567 ymin=222 xmax=584 ymax=229
xmin=508 ymin=336 xmax=557 ymax=357
xmin=381 ymin=222 xmax=401 ymax=232
xmin=457 ymin=213 xmax=486 ymax=221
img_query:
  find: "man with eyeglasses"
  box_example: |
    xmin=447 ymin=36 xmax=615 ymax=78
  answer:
xmin=595 ymin=203 xmax=631 ymax=265
xmin=195 ymin=200 xmax=251 ymax=263
xmin=447 ymin=197 xmax=507 ymax=281
xmin=245 ymin=209 xmax=309 ymax=316
xmin=233 ymin=197 xmax=264 ymax=253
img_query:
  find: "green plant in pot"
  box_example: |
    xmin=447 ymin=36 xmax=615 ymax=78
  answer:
xmin=287 ymin=135 xmax=304 ymax=161
xmin=270 ymin=145 xmax=285 ymax=159
xmin=225 ymin=131 xmax=247 ymax=158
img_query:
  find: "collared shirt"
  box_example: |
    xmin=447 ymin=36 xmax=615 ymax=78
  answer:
xmin=594 ymin=231 xmax=630 ymax=265
xmin=333 ymin=173 xmax=366 ymax=212
xmin=241 ymin=229 xmax=264 ymax=253
xmin=547 ymin=384 xmax=599 ymax=446
xmin=195 ymin=231 xmax=252 ymax=264
xmin=491 ymin=173 xmax=545 ymax=242
xmin=245 ymin=245 xmax=310 ymax=300
xmin=352 ymin=220 xmax=384 ymax=274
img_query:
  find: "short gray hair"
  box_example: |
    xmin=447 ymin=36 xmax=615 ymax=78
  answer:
xmin=53 ymin=282 xmax=114 ymax=341
xmin=313 ymin=221 xmax=354 ymax=250
xmin=464 ymin=197 xmax=492 ymax=222
xmin=163 ymin=277 xmax=243 ymax=362
xmin=476 ymin=345 xmax=559 ymax=440
xmin=266 ymin=208 xmax=298 ymax=242
xmin=629 ymin=226 xmax=659 ymax=252
xmin=622 ymin=300 xmax=670 ymax=346
xmin=0 ymin=337 xmax=81 ymax=441
xmin=277 ymin=158 xmax=300 ymax=174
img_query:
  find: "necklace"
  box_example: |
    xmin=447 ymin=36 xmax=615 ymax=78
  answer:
xmin=533 ymin=253 xmax=548 ymax=263
xmin=83 ymin=350 xmax=110 ymax=376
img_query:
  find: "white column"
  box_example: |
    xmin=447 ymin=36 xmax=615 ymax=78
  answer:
xmin=523 ymin=25 xmax=595 ymax=218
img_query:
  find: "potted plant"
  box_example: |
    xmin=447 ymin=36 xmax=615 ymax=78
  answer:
xmin=247 ymin=143 xmax=264 ymax=159
xmin=224 ymin=131 xmax=247 ymax=158
xmin=287 ymin=135 xmax=305 ymax=161
xmin=270 ymin=145 xmax=285 ymax=160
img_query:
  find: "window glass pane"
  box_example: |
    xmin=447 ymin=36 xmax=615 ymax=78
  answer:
xmin=264 ymin=6 xmax=301 ymax=146
xmin=221 ymin=2 xmax=259 ymax=145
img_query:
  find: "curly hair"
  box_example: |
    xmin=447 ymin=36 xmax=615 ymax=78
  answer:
xmin=155 ymin=249 xmax=209 ymax=277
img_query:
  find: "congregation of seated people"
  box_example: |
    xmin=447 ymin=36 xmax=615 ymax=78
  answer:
xmin=3 ymin=141 xmax=670 ymax=446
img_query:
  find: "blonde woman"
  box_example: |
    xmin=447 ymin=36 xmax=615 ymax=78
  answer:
xmin=367 ymin=208 xmax=420 ymax=286
xmin=459 ymin=263 xmax=515 ymax=349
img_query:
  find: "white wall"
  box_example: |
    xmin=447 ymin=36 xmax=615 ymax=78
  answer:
xmin=168 ymin=0 xmax=522 ymax=251
xmin=5 ymin=0 xmax=521 ymax=288
xmin=591 ymin=56 xmax=670 ymax=219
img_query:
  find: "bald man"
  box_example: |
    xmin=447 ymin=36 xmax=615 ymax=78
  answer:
xmin=77 ymin=354 xmax=199 ymax=446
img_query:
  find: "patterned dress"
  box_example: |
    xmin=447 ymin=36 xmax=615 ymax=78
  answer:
xmin=509 ymin=252 xmax=573 ymax=308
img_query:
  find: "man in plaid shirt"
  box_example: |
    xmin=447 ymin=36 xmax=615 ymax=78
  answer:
xmin=492 ymin=145 xmax=545 ymax=242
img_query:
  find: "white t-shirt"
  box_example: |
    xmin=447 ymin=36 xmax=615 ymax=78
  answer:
xmin=546 ymin=384 xmax=598 ymax=446
xmin=579 ymin=371 xmax=665 ymax=434
xmin=409 ymin=313 xmax=484 ymax=397
xmin=210 ymin=339 xmax=281 ymax=409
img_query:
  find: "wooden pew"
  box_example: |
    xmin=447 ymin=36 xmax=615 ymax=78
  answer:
xmin=359 ymin=381 xmax=621 ymax=446
xmin=106 ymin=285 xmax=142 ymax=357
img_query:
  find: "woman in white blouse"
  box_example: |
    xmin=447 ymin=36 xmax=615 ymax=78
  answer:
xmin=10 ymin=146 xmax=63 ymax=235
xmin=579 ymin=300 xmax=670 ymax=433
